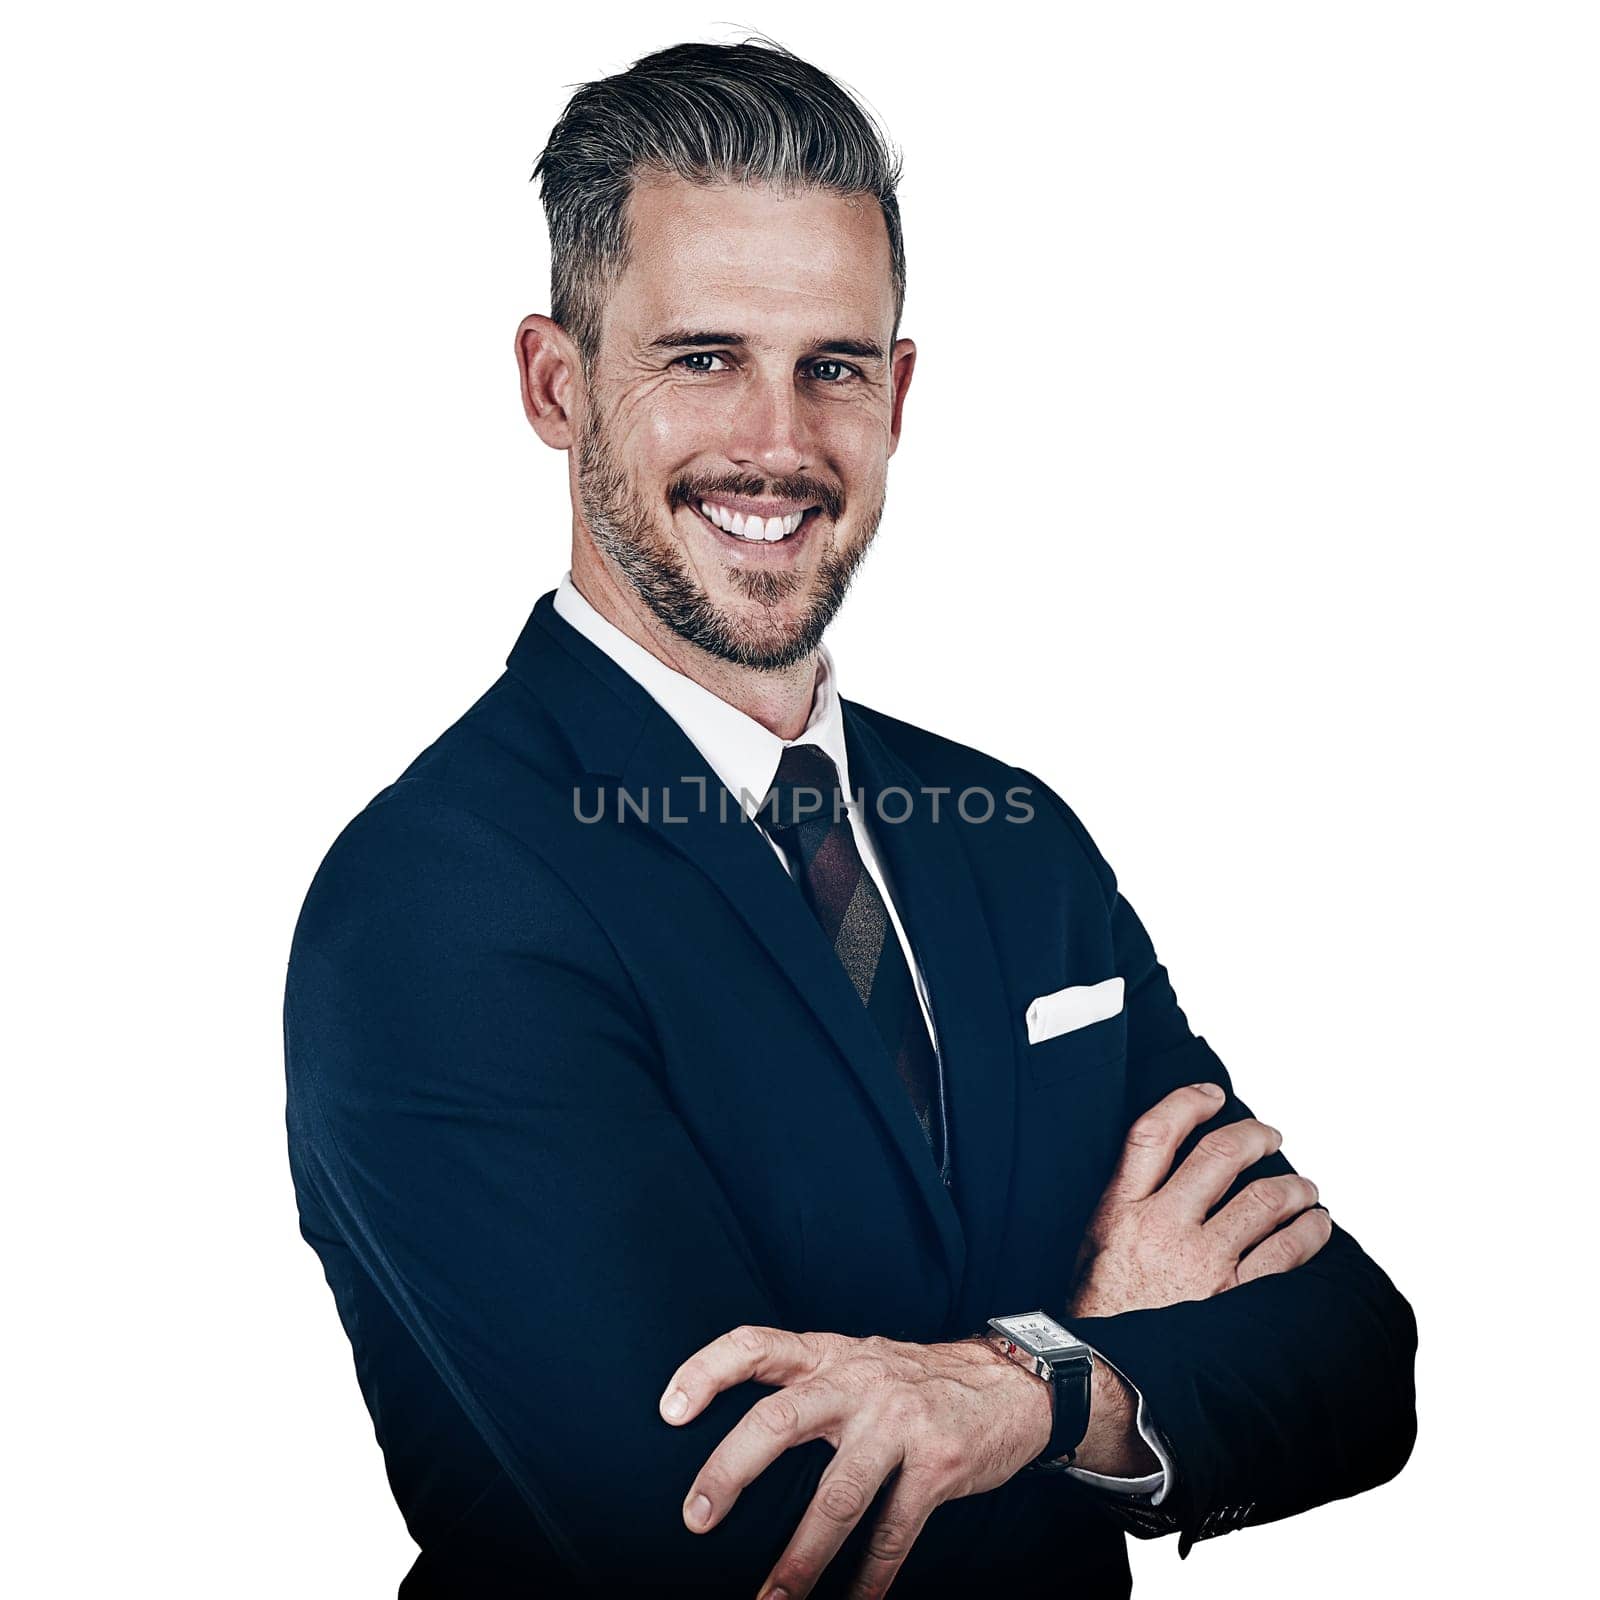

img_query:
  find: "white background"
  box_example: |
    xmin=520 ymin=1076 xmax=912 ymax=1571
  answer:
xmin=7 ymin=3 xmax=1595 ymax=1594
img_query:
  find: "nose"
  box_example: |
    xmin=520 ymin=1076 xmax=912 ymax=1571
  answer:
xmin=726 ymin=366 xmax=812 ymax=479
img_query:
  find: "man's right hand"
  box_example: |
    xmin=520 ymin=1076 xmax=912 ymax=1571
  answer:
xmin=1069 ymin=1083 xmax=1332 ymax=1319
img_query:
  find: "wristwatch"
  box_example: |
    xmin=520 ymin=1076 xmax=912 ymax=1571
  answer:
xmin=986 ymin=1310 xmax=1094 ymax=1470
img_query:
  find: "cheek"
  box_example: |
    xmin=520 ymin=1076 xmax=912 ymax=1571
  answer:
xmin=628 ymin=384 xmax=731 ymax=456
xmin=830 ymin=437 xmax=889 ymax=513
xmin=810 ymin=397 xmax=892 ymax=472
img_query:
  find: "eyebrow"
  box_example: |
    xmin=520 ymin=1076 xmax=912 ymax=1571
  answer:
xmin=647 ymin=330 xmax=887 ymax=362
xmin=647 ymin=330 xmax=743 ymax=350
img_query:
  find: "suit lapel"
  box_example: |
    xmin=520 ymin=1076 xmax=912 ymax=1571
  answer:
xmin=842 ymin=708 xmax=1021 ymax=1334
xmin=512 ymin=595 xmax=968 ymax=1316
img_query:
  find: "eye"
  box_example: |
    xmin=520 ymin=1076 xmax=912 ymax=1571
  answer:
xmin=807 ymin=359 xmax=858 ymax=383
xmin=676 ymin=352 xmax=730 ymax=374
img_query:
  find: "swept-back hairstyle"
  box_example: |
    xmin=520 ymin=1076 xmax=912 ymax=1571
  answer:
xmin=532 ymin=38 xmax=906 ymax=369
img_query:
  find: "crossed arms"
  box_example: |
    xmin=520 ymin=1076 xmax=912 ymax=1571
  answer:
xmin=659 ymin=1084 xmax=1340 ymax=1598
xmin=285 ymin=790 xmax=1417 ymax=1594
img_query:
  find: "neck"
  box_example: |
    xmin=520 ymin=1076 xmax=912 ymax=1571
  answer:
xmin=569 ymin=540 xmax=819 ymax=741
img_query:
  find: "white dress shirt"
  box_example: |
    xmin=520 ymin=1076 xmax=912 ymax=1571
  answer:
xmin=553 ymin=572 xmax=1172 ymax=1503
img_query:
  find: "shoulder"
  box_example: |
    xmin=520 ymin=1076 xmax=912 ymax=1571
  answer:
xmin=844 ymin=698 xmax=1118 ymax=908
xmin=389 ymin=669 xmax=585 ymax=797
xmin=844 ymin=698 xmax=1019 ymax=792
xmin=288 ymin=657 xmax=602 ymax=948
xmin=287 ymin=779 xmax=602 ymax=990
xmin=282 ymin=778 xmax=649 ymax=1103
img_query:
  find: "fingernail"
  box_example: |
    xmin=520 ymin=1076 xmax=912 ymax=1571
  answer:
xmin=1192 ymin=1082 xmax=1224 ymax=1099
xmin=687 ymin=1493 xmax=712 ymax=1529
xmin=661 ymin=1388 xmax=689 ymax=1420
xmin=765 ymin=1589 xmax=790 ymax=1600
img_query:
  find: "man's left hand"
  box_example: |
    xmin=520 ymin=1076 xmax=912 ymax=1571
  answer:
xmin=659 ymin=1324 xmax=1051 ymax=1599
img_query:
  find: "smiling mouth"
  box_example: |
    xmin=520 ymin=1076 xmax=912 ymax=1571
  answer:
xmin=693 ymin=498 xmax=818 ymax=544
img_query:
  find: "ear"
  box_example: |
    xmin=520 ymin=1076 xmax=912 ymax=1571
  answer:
xmin=514 ymin=314 xmax=583 ymax=450
xmin=887 ymin=336 xmax=917 ymax=457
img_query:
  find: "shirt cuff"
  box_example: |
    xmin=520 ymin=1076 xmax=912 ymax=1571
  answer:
xmin=1061 ymin=1340 xmax=1174 ymax=1506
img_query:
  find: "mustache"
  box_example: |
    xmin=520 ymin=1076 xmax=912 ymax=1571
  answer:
xmin=669 ymin=474 xmax=845 ymax=522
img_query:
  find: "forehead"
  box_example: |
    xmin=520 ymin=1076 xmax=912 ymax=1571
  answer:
xmin=611 ymin=173 xmax=895 ymax=344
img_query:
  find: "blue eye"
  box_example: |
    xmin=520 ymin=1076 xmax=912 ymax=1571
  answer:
xmin=809 ymin=360 xmax=853 ymax=382
xmin=677 ymin=352 xmax=729 ymax=373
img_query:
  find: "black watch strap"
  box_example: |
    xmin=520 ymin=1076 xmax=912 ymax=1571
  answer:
xmin=985 ymin=1313 xmax=1094 ymax=1471
xmin=1033 ymin=1345 xmax=1093 ymax=1469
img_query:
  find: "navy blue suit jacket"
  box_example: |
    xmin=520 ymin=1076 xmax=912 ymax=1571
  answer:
xmin=284 ymin=592 xmax=1416 ymax=1595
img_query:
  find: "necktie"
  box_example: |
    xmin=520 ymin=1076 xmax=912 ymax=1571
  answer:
xmin=760 ymin=743 xmax=948 ymax=1182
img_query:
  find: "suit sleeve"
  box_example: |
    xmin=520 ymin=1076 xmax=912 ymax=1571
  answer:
xmin=283 ymin=790 xmax=834 ymax=1592
xmin=1012 ymin=770 xmax=1418 ymax=1555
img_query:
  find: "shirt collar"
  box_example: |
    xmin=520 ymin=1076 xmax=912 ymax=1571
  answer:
xmin=552 ymin=571 xmax=855 ymax=815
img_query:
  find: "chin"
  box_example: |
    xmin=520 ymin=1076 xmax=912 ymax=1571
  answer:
xmin=688 ymin=593 xmax=823 ymax=672
xmin=723 ymin=608 xmax=811 ymax=658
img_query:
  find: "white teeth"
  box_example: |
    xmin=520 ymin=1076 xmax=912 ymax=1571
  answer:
xmin=697 ymin=501 xmax=808 ymax=542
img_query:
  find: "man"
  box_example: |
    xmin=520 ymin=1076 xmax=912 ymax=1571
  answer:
xmin=284 ymin=38 xmax=1416 ymax=1598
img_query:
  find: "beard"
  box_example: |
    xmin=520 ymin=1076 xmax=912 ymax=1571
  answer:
xmin=574 ymin=401 xmax=882 ymax=672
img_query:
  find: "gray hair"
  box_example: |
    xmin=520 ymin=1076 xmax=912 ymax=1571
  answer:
xmin=532 ymin=38 xmax=906 ymax=370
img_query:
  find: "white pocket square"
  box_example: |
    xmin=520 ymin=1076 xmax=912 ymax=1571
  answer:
xmin=1025 ymin=977 xmax=1125 ymax=1045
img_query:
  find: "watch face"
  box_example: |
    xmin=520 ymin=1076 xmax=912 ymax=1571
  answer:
xmin=993 ymin=1311 xmax=1080 ymax=1356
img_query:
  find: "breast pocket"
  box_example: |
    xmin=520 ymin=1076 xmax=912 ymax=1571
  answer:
xmin=1025 ymin=1008 xmax=1128 ymax=1087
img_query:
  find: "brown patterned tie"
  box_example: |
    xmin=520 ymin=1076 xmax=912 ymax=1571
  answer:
xmin=760 ymin=743 xmax=948 ymax=1182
